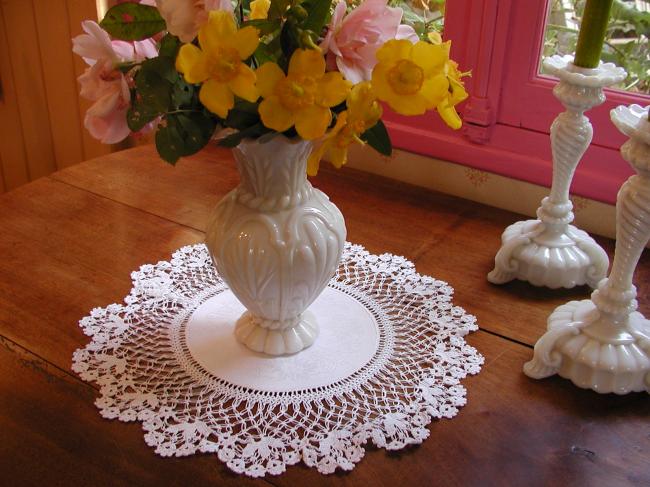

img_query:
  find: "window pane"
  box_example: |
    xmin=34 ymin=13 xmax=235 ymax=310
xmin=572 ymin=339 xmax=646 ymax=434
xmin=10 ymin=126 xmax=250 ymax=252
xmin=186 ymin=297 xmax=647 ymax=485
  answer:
xmin=383 ymin=1 xmax=445 ymax=35
xmin=541 ymin=0 xmax=650 ymax=93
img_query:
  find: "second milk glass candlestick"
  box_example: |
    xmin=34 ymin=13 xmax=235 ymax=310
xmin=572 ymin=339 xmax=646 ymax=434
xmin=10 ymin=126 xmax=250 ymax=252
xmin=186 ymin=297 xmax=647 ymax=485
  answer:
xmin=488 ymin=56 xmax=626 ymax=289
xmin=524 ymin=104 xmax=650 ymax=395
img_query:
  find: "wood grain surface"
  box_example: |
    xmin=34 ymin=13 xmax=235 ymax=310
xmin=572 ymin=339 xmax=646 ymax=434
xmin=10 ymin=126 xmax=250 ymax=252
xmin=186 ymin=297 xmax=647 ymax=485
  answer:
xmin=2 ymin=145 xmax=648 ymax=487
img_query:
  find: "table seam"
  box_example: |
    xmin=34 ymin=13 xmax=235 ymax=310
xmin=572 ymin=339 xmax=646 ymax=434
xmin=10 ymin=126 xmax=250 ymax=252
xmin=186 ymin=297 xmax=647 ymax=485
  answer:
xmin=47 ymin=175 xmax=206 ymax=234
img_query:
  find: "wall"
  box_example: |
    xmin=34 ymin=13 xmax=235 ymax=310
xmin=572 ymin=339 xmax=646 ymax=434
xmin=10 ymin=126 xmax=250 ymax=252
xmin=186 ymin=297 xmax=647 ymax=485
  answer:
xmin=0 ymin=0 xmax=110 ymax=194
xmin=346 ymin=144 xmax=620 ymax=241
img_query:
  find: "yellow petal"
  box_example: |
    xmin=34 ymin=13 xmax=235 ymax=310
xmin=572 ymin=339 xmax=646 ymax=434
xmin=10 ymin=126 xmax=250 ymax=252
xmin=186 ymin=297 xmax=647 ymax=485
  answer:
xmin=347 ymin=82 xmax=382 ymax=127
xmin=382 ymin=91 xmax=429 ymax=116
xmin=228 ymin=64 xmax=259 ymax=102
xmin=295 ymin=105 xmax=331 ymax=140
xmin=199 ymin=10 xmax=237 ymax=52
xmin=328 ymin=142 xmax=349 ymax=169
xmin=176 ymin=44 xmax=210 ymax=83
xmin=371 ymin=62 xmax=395 ymax=103
xmin=256 ymin=62 xmax=285 ymax=98
xmin=307 ymin=142 xmax=328 ymax=176
xmin=316 ymin=72 xmax=351 ymax=107
xmin=288 ymin=49 xmax=325 ymax=78
xmin=411 ymin=41 xmax=447 ymax=76
xmin=250 ymin=0 xmax=271 ymax=20
xmin=437 ymin=99 xmax=462 ymax=130
xmin=375 ymin=39 xmax=413 ymax=65
xmin=259 ymin=96 xmax=295 ymax=132
xmin=449 ymin=77 xmax=469 ymax=105
xmin=330 ymin=111 xmax=348 ymax=136
xmin=418 ymin=74 xmax=449 ymax=109
xmin=427 ymin=31 xmax=442 ymax=45
xmin=199 ymin=79 xmax=234 ymax=118
xmin=233 ymin=26 xmax=260 ymax=60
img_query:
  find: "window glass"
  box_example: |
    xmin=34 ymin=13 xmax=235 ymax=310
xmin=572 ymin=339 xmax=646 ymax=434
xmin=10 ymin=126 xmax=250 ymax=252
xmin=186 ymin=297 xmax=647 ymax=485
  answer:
xmin=384 ymin=1 xmax=446 ymax=35
xmin=541 ymin=0 xmax=650 ymax=93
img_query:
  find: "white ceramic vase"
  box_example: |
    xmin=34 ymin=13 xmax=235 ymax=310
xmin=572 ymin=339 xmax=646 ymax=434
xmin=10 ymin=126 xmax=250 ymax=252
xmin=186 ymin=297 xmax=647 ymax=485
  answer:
xmin=205 ymin=136 xmax=347 ymax=356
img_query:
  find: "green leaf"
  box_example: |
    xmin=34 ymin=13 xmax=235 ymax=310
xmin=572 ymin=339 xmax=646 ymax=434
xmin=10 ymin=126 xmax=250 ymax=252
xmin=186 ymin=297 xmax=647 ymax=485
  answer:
xmin=255 ymin=35 xmax=282 ymax=65
xmin=280 ymin=19 xmax=300 ymax=60
xmin=134 ymin=62 xmax=173 ymax=114
xmin=127 ymin=100 xmax=159 ymax=132
xmin=171 ymin=79 xmax=194 ymax=108
xmin=225 ymin=100 xmax=261 ymax=130
xmin=100 ymin=3 xmax=166 ymax=41
xmin=268 ymin=0 xmax=291 ymax=20
xmin=156 ymin=112 xmax=217 ymax=164
xmin=141 ymin=56 xmax=178 ymax=84
xmin=361 ymin=120 xmax=392 ymax=156
xmin=242 ymin=19 xmax=282 ymax=36
xmin=301 ymin=0 xmax=331 ymax=35
xmin=159 ymin=34 xmax=181 ymax=58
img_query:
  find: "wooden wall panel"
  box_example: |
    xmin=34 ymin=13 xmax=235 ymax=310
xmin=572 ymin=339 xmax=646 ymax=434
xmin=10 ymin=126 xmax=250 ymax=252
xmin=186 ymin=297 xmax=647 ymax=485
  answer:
xmin=0 ymin=152 xmax=6 ymax=193
xmin=0 ymin=0 xmax=113 ymax=194
xmin=2 ymin=0 xmax=57 ymax=181
xmin=33 ymin=0 xmax=85 ymax=169
xmin=0 ymin=5 xmax=30 ymax=191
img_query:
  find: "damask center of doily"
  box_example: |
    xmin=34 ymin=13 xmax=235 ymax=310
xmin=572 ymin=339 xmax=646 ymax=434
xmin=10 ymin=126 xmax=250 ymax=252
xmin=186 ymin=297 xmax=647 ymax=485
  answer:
xmin=185 ymin=287 xmax=380 ymax=392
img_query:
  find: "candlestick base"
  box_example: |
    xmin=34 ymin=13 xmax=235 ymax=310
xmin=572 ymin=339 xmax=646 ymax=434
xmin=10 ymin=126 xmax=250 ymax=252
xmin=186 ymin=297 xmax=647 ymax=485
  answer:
xmin=523 ymin=297 xmax=650 ymax=394
xmin=525 ymin=103 xmax=650 ymax=396
xmin=487 ymin=218 xmax=609 ymax=289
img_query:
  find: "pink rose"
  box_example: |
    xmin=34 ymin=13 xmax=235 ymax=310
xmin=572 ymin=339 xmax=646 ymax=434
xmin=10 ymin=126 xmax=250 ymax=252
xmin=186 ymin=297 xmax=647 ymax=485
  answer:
xmin=73 ymin=19 xmax=158 ymax=144
xmin=155 ymin=0 xmax=233 ymax=43
xmin=73 ymin=20 xmax=158 ymax=64
xmin=321 ymin=0 xmax=418 ymax=83
xmin=78 ymin=60 xmax=131 ymax=144
xmin=72 ymin=20 xmax=134 ymax=65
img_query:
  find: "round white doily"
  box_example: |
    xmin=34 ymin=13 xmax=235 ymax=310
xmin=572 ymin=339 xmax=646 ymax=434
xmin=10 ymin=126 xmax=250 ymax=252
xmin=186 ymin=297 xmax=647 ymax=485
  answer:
xmin=72 ymin=243 xmax=483 ymax=477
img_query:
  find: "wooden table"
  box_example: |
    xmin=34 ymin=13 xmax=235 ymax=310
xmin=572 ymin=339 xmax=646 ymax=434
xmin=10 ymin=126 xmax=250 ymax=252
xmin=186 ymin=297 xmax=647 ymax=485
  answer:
xmin=1 ymin=146 xmax=648 ymax=487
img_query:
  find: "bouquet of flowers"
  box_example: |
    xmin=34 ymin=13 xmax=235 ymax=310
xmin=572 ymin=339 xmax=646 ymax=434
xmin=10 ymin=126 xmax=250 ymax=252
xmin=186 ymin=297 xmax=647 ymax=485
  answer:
xmin=72 ymin=0 xmax=468 ymax=175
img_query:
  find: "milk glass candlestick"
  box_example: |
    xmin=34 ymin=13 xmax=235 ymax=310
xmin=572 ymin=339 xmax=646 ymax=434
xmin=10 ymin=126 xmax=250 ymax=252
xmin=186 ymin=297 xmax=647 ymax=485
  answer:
xmin=488 ymin=56 xmax=626 ymax=289
xmin=524 ymin=104 xmax=650 ymax=395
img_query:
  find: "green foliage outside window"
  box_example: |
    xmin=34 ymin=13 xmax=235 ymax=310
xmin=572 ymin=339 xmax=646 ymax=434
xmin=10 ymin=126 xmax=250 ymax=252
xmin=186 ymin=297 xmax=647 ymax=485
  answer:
xmin=543 ymin=0 xmax=650 ymax=93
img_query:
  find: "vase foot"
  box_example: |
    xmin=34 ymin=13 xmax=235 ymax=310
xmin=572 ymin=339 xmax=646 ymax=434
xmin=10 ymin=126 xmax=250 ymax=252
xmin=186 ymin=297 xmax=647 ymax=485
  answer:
xmin=234 ymin=311 xmax=319 ymax=356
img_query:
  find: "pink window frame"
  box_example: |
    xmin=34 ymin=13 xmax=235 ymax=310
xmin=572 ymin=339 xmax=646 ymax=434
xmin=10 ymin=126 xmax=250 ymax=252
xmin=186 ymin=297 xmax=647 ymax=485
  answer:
xmin=384 ymin=0 xmax=650 ymax=205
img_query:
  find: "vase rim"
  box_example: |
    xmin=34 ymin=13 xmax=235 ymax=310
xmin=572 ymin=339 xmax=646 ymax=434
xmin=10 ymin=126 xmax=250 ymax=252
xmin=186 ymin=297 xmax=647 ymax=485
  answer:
xmin=236 ymin=134 xmax=311 ymax=148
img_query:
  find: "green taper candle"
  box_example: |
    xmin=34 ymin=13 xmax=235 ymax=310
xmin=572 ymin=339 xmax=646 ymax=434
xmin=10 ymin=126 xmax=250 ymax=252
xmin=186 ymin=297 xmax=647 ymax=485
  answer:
xmin=573 ymin=0 xmax=614 ymax=68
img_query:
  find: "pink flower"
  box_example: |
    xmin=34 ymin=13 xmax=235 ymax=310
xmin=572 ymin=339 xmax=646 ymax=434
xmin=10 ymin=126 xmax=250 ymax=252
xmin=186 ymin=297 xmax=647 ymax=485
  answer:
xmin=78 ymin=60 xmax=131 ymax=144
xmin=321 ymin=0 xmax=418 ymax=83
xmin=155 ymin=0 xmax=234 ymax=43
xmin=73 ymin=20 xmax=158 ymax=65
xmin=72 ymin=19 xmax=158 ymax=144
xmin=72 ymin=20 xmax=134 ymax=65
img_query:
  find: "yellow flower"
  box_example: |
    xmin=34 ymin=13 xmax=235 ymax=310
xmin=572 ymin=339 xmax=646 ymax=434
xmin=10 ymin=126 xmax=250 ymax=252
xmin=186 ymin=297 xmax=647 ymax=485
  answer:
xmin=427 ymin=31 xmax=443 ymax=45
xmin=437 ymin=60 xmax=469 ymax=130
xmin=307 ymin=82 xmax=382 ymax=176
xmin=250 ymin=0 xmax=271 ymax=20
xmin=371 ymin=39 xmax=449 ymax=116
xmin=346 ymin=81 xmax=383 ymax=135
xmin=175 ymin=10 xmax=259 ymax=118
xmin=256 ymin=49 xmax=352 ymax=140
